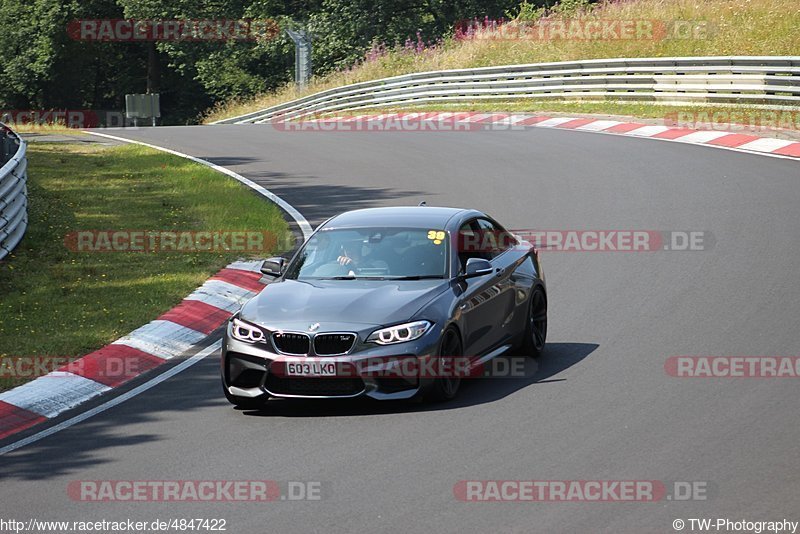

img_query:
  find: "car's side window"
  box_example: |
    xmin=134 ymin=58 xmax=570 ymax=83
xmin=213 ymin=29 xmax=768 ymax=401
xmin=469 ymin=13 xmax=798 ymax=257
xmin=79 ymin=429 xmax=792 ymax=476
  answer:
xmin=457 ymin=219 xmax=489 ymax=271
xmin=475 ymin=218 xmax=515 ymax=260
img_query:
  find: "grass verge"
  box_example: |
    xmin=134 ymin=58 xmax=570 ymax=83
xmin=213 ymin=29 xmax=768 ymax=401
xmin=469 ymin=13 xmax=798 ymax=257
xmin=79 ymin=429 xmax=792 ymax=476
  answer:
xmin=203 ymin=0 xmax=800 ymax=124
xmin=7 ymin=124 xmax=89 ymax=136
xmin=0 ymin=141 xmax=289 ymax=391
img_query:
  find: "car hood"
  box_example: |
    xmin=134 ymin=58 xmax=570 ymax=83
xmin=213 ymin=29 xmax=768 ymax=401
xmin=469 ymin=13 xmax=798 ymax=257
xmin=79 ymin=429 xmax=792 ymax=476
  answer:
xmin=240 ymin=278 xmax=450 ymax=329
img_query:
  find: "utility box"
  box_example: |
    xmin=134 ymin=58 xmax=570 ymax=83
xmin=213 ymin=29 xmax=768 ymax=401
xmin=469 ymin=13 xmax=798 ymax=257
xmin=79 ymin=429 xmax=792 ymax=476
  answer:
xmin=125 ymin=94 xmax=161 ymax=126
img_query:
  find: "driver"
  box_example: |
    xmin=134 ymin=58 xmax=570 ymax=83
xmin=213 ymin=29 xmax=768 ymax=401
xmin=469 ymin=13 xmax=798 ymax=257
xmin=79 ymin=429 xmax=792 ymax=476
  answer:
xmin=337 ymin=239 xmax=366 ymax=266
xmin=312 ymin=238 xmax=386 ymax=277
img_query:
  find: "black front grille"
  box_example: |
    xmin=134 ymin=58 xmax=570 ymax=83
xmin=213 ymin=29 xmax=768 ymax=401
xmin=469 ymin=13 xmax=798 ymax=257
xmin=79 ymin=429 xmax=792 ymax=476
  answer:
xmin=265 ymin=375 xmax=364 ymax=397
xmin=272 ymin=332 xmax=310 ymax=355
xmin=313 ymin=333 xmax=356 ymax=355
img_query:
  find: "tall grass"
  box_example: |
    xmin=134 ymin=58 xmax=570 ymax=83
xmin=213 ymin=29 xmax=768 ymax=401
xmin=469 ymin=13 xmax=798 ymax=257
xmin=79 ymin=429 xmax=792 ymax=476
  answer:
xmin=204 ymin=0 xmax=800 ymax=123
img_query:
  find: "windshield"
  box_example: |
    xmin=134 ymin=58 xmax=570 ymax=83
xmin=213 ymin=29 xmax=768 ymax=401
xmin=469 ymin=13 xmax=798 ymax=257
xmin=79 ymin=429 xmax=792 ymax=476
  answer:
xmin=284 ymin=227 xmax=448 ymax=280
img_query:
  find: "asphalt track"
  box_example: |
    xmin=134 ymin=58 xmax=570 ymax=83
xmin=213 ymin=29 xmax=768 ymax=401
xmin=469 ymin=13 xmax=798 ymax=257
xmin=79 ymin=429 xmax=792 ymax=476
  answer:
xmin=1 ymin=124 xmax=799 ymax=533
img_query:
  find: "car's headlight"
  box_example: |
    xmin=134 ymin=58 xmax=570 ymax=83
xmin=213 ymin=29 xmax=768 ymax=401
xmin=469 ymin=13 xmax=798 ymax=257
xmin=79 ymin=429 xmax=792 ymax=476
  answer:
xmin=367 ymin=321 xmax=431 ymax=345
xmin=230 ymin=318 xmax=267 ymax=344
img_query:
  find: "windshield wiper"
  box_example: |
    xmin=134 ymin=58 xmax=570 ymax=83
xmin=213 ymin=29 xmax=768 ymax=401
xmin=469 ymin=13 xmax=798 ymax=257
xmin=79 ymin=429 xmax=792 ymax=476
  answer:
xmin=318 ymin=275 xmax=389 ymax=280
xmin=386 ymin=275 xmax=445 ymax=280
xmin=317 ymin=275 xmax=443 ymax=280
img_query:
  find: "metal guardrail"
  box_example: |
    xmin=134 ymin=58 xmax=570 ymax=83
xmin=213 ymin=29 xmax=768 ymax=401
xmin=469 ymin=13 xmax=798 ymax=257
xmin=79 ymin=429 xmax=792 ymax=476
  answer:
xmin=0 ymin=124 xmax=28 ymax=260
xmin=213 ymin=56 xmax=800 ymax=124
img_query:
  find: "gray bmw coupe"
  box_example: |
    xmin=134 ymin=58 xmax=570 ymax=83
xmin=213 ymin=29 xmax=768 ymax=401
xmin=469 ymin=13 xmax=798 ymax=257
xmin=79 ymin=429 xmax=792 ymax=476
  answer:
xmin=221 ymin=206 xmax=546 ymax=407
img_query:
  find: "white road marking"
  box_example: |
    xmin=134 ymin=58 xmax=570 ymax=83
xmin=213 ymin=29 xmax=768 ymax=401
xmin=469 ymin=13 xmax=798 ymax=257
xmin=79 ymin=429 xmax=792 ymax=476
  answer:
xmin=84 ymin=131 xmax=313 ymax=240
xmin=0 ymin=342 xmax=222 ymax=456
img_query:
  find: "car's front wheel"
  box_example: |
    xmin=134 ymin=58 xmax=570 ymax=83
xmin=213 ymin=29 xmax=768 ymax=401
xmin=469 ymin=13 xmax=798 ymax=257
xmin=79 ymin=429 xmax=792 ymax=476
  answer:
xmin=426 ymin=327 xmax=463 ymax=402
xmin=521 ymin=286 xmax=547 ymax=358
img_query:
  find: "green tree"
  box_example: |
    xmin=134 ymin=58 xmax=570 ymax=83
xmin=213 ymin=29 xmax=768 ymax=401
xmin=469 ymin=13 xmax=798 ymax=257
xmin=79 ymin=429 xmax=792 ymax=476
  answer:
xmin=0 ymin=0 xmax=571 ymax=123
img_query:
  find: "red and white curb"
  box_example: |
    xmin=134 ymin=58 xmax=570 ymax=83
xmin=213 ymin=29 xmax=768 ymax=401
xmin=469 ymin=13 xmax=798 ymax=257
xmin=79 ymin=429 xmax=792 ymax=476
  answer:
xmin=0 ymin=261 xmax=267 ymax=441
xmin=287 ymin=112 xmax=800 ymax=160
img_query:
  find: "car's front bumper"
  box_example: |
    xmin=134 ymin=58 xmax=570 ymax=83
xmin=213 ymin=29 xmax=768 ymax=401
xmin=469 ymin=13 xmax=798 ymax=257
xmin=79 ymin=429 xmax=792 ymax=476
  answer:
xmin=221 ymin=323 xmax=443 ymax=401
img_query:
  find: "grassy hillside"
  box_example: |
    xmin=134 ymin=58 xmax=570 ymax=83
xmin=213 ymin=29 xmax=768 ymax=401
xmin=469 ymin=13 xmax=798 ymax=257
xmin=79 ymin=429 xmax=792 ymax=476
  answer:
xmin=204 ymin=0 xmax=800 ymax=123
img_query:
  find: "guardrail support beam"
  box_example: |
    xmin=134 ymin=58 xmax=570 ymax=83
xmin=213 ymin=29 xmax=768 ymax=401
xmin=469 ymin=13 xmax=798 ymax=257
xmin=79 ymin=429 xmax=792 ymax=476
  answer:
xmin=212 ymin=56 xmax=800 ymax=125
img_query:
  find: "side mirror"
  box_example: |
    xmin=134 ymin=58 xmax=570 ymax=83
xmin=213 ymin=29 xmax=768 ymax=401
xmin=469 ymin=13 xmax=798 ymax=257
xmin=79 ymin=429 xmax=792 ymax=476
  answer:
xmin=462 ymin=258 xmax=493 ymax=279
xmin=260 ymin=257 xmax=286 ymax=277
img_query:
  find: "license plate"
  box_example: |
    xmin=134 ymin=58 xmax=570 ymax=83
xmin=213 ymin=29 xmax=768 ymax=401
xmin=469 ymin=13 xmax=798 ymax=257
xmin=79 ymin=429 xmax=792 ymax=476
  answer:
xmin=285 ymin=361 xmax=337 ymax=377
